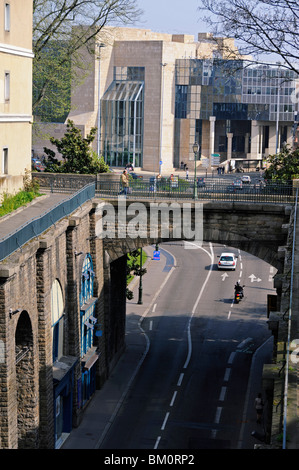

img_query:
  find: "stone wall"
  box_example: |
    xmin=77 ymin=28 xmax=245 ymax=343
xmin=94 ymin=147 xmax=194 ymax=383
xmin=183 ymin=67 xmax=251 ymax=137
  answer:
xmin=0 ymin=200 xmax=113 ymax=448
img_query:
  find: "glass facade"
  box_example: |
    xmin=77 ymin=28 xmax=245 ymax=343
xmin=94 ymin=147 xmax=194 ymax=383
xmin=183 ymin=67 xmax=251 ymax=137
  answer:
xmin=80 ymin=254 xmax=97 ymax=406
xmin=102 ymin=66 xmax=144 ymax=167
xmin=175 ymin=58 xmax=298 ymax=159
xmin=175 ymin=59 xmax=297 ymax=122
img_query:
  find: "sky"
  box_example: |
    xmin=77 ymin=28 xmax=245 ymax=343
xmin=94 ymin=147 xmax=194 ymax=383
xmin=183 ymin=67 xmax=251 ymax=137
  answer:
xmin=135 ymin=0 xmax=208 ymax=39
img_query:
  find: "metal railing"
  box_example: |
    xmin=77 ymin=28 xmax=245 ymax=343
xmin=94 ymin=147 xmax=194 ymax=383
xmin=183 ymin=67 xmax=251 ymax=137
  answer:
xmin=95 ymin=179 xmax=295 ymax=204
xmin=0 ymin=183 xmax=95 ymax=261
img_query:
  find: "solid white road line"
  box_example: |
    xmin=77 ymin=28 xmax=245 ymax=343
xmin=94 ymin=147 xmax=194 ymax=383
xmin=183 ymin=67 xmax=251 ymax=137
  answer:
xmin=183 ymin=242 xmax=214 ymax=369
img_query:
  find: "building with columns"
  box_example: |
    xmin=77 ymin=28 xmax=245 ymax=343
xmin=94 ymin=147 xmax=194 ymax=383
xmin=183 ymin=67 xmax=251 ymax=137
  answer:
xmin=33 ymin=27 xmax=299 ymax=174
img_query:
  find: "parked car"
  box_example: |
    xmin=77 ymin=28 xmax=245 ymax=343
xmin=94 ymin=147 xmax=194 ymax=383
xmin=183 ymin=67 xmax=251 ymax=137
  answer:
xmin=241 ymin=175 xmax=251 ymax=184
xmin=217 ymin=252 xmax=238 ymax=270
xmin=32 ymin=158 xmax=45 ymax=171
xmin=197 ymin=177 xmax=206 ymax=187
xmin=233 ymin=179 xmax=243 ymax=189
xmin=129 ymin=172 xmax=143 ymax=179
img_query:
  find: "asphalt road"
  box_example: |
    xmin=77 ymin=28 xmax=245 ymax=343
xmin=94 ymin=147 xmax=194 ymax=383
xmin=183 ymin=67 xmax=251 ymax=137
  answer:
xmin=100 ymin=242 xmax=275 ymax=449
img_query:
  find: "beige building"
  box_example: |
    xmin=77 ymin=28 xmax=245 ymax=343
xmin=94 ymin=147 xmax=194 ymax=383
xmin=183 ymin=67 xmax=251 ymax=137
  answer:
xmin=0 ymin=0 xmax=33 ymax=196
xmin=33 ymin=27 xmax=298 ymax=174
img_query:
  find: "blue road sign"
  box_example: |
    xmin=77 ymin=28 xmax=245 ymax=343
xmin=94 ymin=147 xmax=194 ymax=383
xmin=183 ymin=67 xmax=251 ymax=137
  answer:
xmin=153 ymin=250 xmax=160 ymax=260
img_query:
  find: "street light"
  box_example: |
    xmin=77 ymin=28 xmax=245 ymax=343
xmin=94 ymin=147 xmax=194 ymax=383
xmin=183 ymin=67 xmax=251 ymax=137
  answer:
xmin=193 ymin=141 xmax=200 ymax=199
xmin=137 ymin=248 xmax=143 ymax=304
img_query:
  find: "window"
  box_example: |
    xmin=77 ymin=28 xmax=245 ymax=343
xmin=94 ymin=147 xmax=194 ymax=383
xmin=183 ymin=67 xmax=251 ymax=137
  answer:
xmin=2 ymin=148 xmax=8 ymax=174
xmin=175 ymin=85 xmax=188 ymax=118
xmin=4 ymin=3 xmax=10 ymax=32
xmin=80 ymin=255 xmax=96 ymax=357
xmin=4 ymin=72 xmax=10 ymax=101
xmin=51 ymin=279 xmax=64 ymax=362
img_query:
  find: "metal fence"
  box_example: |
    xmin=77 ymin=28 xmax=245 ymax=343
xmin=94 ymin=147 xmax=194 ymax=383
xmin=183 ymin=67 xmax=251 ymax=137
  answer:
xmin=0 ymin=183 xmax=95 ymax=262
xmin=1 ymin=177 xmax=295 ymax=262
xmin=95 ymin=178 xmax=295 ymax=204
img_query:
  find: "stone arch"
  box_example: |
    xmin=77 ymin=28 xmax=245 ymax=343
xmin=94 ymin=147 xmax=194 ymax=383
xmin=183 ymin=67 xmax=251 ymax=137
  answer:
xmin=102 ymin=200 xmax=290 ymax=272
xmin=104 ymin=233 xmax=283 ymax=271
xmin=15 ymin=310 xmax=38 ymax=449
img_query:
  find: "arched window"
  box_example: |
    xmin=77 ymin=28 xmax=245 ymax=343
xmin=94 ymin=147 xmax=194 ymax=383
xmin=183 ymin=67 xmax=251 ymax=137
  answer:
xmin=80 ymin=255 xmax=96 ymax=357
xmin=51 ymin=279 xmax=64 ymax=362
xmin=80 ymin=254 xmax=95 ymax=306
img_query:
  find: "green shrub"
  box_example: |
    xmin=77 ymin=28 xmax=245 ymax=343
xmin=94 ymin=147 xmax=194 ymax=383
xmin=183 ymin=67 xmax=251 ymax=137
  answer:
xmin=0 ymin=189 xmax=42 ymax=217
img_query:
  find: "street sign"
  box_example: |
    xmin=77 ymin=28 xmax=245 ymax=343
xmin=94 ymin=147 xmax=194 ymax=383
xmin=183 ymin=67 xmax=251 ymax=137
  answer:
xmin=153 ymin=250 xmax=160 ymax=260
xmin=211 ymin=153 xmax=220 ymax=166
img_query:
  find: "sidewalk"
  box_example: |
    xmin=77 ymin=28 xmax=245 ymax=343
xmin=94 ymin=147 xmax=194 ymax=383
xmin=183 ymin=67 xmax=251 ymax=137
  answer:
xmin=0 ymin=191 xmax=69 ymax=240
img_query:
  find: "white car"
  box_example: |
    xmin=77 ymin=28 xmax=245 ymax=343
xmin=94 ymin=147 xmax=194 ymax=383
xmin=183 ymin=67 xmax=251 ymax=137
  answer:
xmin=241 ymin=175 xmax=251 ymax=183
xmin=218 ymin=252 xmax=237 ymax=270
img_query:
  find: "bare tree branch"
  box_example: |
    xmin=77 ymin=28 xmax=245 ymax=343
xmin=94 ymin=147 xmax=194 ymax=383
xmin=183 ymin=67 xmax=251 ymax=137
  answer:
xmin=197 ymin=0 xmax=299 ymax=74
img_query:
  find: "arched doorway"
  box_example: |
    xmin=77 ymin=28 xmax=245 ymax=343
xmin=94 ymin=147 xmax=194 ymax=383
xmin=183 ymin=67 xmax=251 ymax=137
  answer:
xmin=15 ymin=311 xmax=38 ymax=448
xmin=51 ymin=278 xmax=76 ymax=448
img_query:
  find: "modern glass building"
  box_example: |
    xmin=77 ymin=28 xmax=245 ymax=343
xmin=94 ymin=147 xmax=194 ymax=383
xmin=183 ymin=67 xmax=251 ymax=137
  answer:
xmin=101 ymin=66 xmax=144 ymax=168
xmin=174 ymin=58 xmax=298 ymax=169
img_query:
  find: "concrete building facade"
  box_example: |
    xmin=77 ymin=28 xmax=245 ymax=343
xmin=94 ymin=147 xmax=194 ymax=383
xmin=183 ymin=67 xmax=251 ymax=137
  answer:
xmin=0 ymin=0 xmax=33 ymax=196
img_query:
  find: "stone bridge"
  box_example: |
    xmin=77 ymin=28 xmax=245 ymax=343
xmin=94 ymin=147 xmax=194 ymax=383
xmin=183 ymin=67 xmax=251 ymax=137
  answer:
xmin=102 ymin=199 xmax=291 ymax=271
xmin=0 ymin=196 xmax=294 ymax=449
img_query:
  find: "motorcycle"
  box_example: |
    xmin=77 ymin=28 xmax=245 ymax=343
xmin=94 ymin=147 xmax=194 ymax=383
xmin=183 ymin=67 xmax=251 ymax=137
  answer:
xmin=234 ymin=285 xmax=244 ymax=303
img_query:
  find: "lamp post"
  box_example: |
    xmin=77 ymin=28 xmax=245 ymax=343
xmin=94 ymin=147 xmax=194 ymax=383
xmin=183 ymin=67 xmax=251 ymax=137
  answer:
xmin=193 ymin=141 xmax=199 ymax=199
xmin=137 ymin=248 xmax=143 ymax=304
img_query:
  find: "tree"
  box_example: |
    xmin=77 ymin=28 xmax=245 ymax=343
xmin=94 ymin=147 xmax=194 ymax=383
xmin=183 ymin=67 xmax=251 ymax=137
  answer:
xmin=264 ymin=146 xmax=299 ymax=181
xmin=33 ymin=0 xmax=142 ymax=115
xmin=198 ymin=0 xmax=299 ymax=75
xmin=43 ymin=119 xmax=110 ymax=174
xmin=126 ymin=250 xmax=147 ymax=300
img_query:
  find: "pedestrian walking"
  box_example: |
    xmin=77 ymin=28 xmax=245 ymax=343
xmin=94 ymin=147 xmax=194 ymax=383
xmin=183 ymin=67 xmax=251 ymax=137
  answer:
xmin=120 ymin=170 xmax=129 ymax=196
xmin=254 ymin=393 xmax=264 ymax=424
xmin=185 ymin=167 xmax=189 ymax=180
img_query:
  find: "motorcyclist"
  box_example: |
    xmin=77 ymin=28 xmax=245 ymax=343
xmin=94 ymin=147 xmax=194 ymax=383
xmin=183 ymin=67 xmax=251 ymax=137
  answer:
xmin=234 ymin=281 xmax=244 ymax=297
